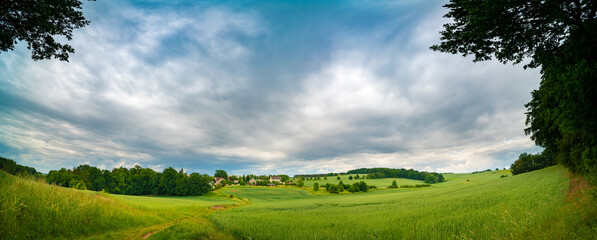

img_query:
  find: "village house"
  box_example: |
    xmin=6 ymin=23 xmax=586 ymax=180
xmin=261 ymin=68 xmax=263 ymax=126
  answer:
xmin=214 ymin=177 xmax=225 ymax=185
xmin=248 ymin=178 xmax=257 ymax=186
xmin=270 ymin=176 xmax=282 ymax=182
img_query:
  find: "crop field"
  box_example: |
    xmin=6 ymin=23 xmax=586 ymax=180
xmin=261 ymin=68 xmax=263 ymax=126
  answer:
xmin=211 ymin=167 xmax=596 ymax=239
xmin=1 ymin=166 xmax=596 ymax=239
xmin=300 ymin=174 xmax=425 ymax=189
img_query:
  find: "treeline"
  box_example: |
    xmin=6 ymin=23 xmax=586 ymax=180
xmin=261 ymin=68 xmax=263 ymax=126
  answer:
xmin=0 ymin=156 xmax=40 ymax=177
xmin=47 ymin=165 xmax=213 ymax=196
xmin=321 ymin=181 xmax=375 ymax=194
xmin=346 ymin=168 xmax=445 ymax=183
xmin=510 ymin=150 xmax=556 ymax=175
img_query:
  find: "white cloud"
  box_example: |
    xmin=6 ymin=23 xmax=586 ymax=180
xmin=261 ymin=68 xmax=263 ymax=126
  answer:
xmin=0 ymin=0 xmax=543 ymax=175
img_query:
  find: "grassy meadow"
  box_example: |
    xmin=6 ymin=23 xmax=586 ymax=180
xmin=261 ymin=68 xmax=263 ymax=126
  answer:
xmin=300 ymin=174 xmax=425 ymax=189
xmin=1 ymin=166 xmax=596 ymax=239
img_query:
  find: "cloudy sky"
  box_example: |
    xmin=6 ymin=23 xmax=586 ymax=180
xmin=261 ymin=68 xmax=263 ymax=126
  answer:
xmin=0 ymin=0 xmax=542 ymax=175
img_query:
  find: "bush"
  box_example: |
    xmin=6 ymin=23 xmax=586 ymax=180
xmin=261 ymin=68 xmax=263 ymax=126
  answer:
xmin=313 ymin=183 xmax=319 ymax=191
xmin=388 ymin=180 xmax=398 ymax=188
xmin=327 ymin=184 xmax=339 ymax=193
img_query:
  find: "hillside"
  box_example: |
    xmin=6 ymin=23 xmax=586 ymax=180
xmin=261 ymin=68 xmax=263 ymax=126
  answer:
xmin=1 ymin=166 xmax=596 ymax=239
xmin=212 ymin=166 xmax=597 ymax=239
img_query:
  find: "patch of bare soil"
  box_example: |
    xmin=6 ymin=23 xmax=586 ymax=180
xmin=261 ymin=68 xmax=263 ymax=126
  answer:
xmin=567 ymin=174 xmax=595 ymax=207
xmin=142 ymin=231 xmax=156 ymax=239
xmin=211 ymin=205 xmax=224 ymax=210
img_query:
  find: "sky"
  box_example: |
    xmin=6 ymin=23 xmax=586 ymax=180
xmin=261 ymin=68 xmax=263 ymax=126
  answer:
xmin=0 ymin=0 xmax=543 ymax=175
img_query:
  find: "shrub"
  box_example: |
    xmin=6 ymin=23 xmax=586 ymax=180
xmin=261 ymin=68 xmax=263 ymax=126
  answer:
xmin=313 ymin=183 xmax=319 ymax=191
xmin=327 ymin=184 xmax=339 ymax=193
xmin=388 ymin=180 xmax=398 ymax=188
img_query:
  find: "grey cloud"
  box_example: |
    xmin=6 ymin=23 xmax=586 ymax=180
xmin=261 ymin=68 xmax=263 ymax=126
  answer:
xmin=0 ymin=0 xmax=542 ymax=174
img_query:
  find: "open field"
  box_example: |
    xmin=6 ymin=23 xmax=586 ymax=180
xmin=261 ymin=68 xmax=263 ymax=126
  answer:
xmin=0 ymin=171 xmax=239 ymax=240
xmin=1 ymin=166 xmax=596 ymax=239
xmin=300 ymin=174 xmax=426 ymax=189
xmin=211 ymin=167 xmax=596 ymax=239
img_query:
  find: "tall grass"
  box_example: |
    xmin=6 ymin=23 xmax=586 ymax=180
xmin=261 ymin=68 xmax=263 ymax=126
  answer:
xmin=211 ymin=166 xmax=596 ymax=239
xmin=0 ymin=171 xmax=164 ymax=239
xmin=0 ymin=171 xmax=238 ymax=239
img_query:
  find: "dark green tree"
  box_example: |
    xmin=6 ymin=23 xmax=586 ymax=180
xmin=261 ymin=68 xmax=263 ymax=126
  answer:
xmin=160 ymin=167 xmax=178 ymax=195
xmin=313 ymin=182 xmax=319 ymax=191
xmin=0 ymin=0 xmax=95 ymax=61
xmin=214 ymin=170 xmax=228 ymax=179
xmin=358 ymin=181 xmax=368 ymax=192
xmin=431 ymin=0 xmax=597 ymax=184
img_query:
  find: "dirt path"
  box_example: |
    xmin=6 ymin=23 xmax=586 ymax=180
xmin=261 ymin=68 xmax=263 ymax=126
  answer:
xmin=139 ymin=188 xmax=250 ymax=239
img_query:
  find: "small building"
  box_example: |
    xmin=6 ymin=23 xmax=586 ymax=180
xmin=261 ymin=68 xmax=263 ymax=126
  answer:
xmin=215 ymin=177 xmax=225 ymax=185
xmin=270 ymin=176 xmax=282 ymax=182
xmin=248 ymin=178 xmax=257 ymax=186
xmin=233 ymin=179 xmax=239 ymax=184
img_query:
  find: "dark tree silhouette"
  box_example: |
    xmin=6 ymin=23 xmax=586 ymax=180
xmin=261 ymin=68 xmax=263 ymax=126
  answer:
xmin=1 ymin=0 xmax=95 ymax=61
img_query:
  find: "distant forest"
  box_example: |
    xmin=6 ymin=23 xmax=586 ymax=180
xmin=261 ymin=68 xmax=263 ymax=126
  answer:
xmin=296 ymin=167 xmax=445 ymax=184
xmin=45 ymin=165 xmax=213 ymax=196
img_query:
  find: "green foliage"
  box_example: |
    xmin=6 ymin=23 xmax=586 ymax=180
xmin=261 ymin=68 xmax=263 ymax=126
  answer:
xmin=388 ymin=180 xmax=398 ymax=189
xmin=0 ymin=0 xmax=95 ymax=61
xmin=313 ymin=183 xmax=319 ymax=191
xmin=350 ymin=167 xmax=445 ymax=183
xmin=432 ymin=0 xmax=597 ymax=185
xmin=327 ymin=184 xmax=339 ymax=194
xmin=511 ymin=151 xmax=556 ymax=175
xmin=46 ymin=164 xmax=212 ymax=196
xmin=0 ymin=156 xmax=38 ymax=176
xmin=296 ymin=180 xmax=304 ymax=187
xmin=214 ymin=170 xmax=228 ymax=179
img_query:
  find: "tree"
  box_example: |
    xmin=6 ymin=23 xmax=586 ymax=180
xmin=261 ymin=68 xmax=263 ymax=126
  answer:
xmin=1 ymin=0 xmax=95 ymax=61
xmin=327 ymin=184 xmax=339 ymax=194
xmin=313 ymin=182 xmax=319 ymax=191
xmin=160 ymin=167 xmax=178 ymax=195
xmin=432 ymin=0 xmax=597 ymax=184
xmin=511 ymin=150 xmax=556 ymax=175
xmin=389 ymin=180 xmax=398 ymax=189
xmin=349 ymin=176 xmax=353 ymax=180
xmin=358 ymin=181 xmax=368 ymax=192
xmin=336 ymin=176 xmax=341 ymax=180
xmin=214 ymin=170 xmax=228 ymax=179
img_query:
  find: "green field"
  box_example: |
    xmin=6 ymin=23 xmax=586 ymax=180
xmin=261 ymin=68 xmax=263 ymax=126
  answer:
xmin=300 ymin=174 xmax=425 ymax=189
xmin=1 ymin=166 xmax=596 ymax=239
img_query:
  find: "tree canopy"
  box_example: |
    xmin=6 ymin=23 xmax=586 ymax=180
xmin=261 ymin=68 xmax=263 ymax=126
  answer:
xmin=432 ymin=0 xmax=596 ymax=184
xmin=0 ymin=0 xmax=94 ymax=61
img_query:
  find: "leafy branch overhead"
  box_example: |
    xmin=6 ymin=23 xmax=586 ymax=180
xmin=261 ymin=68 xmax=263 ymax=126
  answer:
xmin=430 ymin=0 xmax=596 ymax=68
xmin=432 ymin=0 xmax=597 ymax=184
xmin=0 ymin=0 xmax=95 ymax=61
